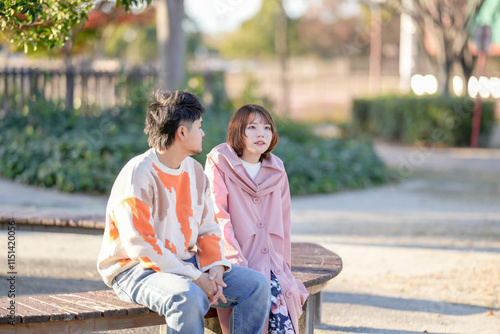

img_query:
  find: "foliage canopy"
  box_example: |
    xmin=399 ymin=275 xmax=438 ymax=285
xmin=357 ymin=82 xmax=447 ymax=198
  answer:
xmin=0 ymin=0 xmax=154 ymax=52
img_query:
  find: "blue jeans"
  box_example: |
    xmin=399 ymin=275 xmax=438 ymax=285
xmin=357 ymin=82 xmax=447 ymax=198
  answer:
xmin=112 ymin=257 xmax=270 ymax=334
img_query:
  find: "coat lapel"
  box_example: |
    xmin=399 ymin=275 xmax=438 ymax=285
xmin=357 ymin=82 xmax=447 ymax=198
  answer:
xmin=207 ymin=143 xmax=285 ymax=197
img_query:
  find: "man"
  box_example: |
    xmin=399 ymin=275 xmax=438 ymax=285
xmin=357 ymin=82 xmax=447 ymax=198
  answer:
xmin=97 ymin=90 xmax=270 ymax=333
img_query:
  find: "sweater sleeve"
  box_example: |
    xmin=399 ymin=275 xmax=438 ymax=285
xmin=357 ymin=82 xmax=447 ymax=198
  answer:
xmin=111 ymin=170 xmax=202 ymax=281
xmin=205 ymin=157 xmax=249 ymax=267
xmin=196 ymin=171 xmax=232 ymax=273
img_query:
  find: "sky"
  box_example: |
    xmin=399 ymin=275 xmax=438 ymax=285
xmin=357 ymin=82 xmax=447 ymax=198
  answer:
xmin=184 ymin=0 xmax=362 ymax=35
xmin=184 ymin=0 xmax=310 ymax=35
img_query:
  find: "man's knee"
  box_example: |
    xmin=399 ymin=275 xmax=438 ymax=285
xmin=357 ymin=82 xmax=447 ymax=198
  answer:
xmin=241 ymin=269 xmax=271 ymax=303
xmin=254 ymin=271 xmax=271 ymax=305
xmin=159 ymin=284 xmax=209 ymax=317
xmin=252 ymin=270 xmax=269 ymax=289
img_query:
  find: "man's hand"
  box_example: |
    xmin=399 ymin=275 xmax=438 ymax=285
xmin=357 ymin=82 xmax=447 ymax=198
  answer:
xmin=208 ymin=266 xmax=227 ymax=306
xmin=193 ymin=273 xmax=218 ymax=303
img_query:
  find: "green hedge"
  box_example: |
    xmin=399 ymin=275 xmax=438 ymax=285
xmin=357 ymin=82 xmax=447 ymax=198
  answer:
xmin=350 ymin=95 xmax=496 ymax=147
xmin=0 ymin=98 xmax=149 ymax=193
xmin=0 ymin=94 xmax=389 ymax=196
xmin=275 ymin=136 xmax=387 ymax=195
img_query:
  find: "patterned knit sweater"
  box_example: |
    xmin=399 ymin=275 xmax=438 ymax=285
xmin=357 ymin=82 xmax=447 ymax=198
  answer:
xmin=97 ymin=148 xmax=231 ymax=287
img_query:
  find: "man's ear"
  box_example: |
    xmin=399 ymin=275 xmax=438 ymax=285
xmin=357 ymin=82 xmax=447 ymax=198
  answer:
xmin=176 ymin=125 xmax=186 ymax=141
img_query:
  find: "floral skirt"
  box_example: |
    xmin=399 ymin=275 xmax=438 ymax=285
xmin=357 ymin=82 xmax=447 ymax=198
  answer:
xmin=268 ymin=271 xmax=294 ymax=334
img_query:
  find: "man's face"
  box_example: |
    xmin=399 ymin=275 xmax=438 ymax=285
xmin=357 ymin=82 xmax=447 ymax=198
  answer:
xmin=184 ymin=118 xmax=205 ymax=156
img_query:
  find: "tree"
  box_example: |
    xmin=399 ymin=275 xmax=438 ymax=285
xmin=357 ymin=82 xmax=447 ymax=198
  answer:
xmin=296 ymin=1 xmax=364 ymax=58
xmin=0 ymin=0 xmax=153 ymax=52
xmin=216 ymin=1 xmax=300 ymax=59
xmin=386 ymin=0 xmax=485 ymax=95
xmin=275 ymin=0 xmax=289 ymax=114
xmin=0 ymin=0 xmax=185 ymax=90
xmin=156 ymin=0 xmax=185 ymax=91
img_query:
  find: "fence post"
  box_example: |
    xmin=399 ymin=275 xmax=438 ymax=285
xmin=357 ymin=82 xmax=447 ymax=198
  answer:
xmin=65 ymin=66 xmax=75 ymax=111
xmin=20 ymin=68 xmax=27 ymax=113
xmin=3 ymin=68 xmax=10 ymax=114
xmin=29 ymin=68 xmax=37 ymax=97
xmin=81 ymin=69 xmax=88 ymax=111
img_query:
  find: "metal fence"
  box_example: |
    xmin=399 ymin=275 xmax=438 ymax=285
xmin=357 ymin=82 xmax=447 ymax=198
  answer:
xmin=0 ymin=65 xmax=158 ymax=114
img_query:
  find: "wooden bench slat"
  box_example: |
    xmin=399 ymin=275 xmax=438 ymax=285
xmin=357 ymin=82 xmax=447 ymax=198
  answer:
xmin=0 ymin=299 xmax=49 ymax=324
xmin=292 ymin=270 xmax=337 ymax=283
xmin=77 ymin=291 xmax=151 ymax=316
xmin=29 ymin=296 xmax=101 ymax=320
xmin=0 ymin=300 xmax=20 ymax=325
xmin=83 ymin=290 xmax=151 ymax=316
xmin=0 ymin=312 xmax=166 ymax=334
xmin=14 ymin=297 xmax=76 ymax=322
xmin=292 ymin=259 xmax=342 ymax=269
xmin=48 ymin=294 xmax=128 ymax=318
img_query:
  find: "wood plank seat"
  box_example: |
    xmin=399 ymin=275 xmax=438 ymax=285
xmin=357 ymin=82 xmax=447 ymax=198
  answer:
xmin=0 ymin=243 xmax=342 ymax=334
xmin=0 ymin=214 xmax=106 ymax=233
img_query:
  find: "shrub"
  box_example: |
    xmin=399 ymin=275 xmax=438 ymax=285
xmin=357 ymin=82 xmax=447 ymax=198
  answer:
xmin=0 ymin=97 xmax=148 ymax=193
xmin=0 ymin=88 xmax=389 ymax=195
xmin=275 ymin=137 xmax=387 ymax=195
xmin=350 ymin=95 xmax=496 ymax=147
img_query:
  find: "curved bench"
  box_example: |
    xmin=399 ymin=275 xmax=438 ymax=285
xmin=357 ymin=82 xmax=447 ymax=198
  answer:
xmin=0 ymin=243 xmax=342 ymax=334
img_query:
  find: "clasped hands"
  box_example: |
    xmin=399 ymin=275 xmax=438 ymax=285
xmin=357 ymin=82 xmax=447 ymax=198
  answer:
xmin=193 ymin=265 xmax=227 ymax=306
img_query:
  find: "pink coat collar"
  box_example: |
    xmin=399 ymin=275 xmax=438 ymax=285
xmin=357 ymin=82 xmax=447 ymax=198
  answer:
xmin=207 ymin=143 xmax=286 ymax=197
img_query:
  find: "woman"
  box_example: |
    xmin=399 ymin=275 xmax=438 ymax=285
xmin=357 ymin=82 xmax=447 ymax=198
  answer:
xmin=205 ymin=104 xmax=308 ymax=333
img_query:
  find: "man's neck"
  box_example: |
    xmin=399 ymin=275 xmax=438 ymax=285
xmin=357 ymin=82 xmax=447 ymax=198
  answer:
xmin=155 ymin=148 xmax=186 ymax=170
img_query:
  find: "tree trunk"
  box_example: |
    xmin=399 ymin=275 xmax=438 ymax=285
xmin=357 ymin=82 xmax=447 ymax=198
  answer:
xmin=369 ymin=3 xmax=382 ymax=94
xmin=63 ymin=39 xmax=75 ymax=110
xmin=275 ymin=0 xmax=289 ymax=115
xmin=443 ymin=59 xmax=453 ymax=96
xmin=460 ymin=47 xmax=477 ymax=94
xmin=156 ymin=0 xmax=185 ymax=91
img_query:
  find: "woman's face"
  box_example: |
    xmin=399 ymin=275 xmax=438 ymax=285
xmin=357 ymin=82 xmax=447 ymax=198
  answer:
xmin=241 ymin=113 xmax=273 ymax=164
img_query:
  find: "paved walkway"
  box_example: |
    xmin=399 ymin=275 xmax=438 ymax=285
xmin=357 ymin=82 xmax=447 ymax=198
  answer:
xmin=0 ymin=143 xmax=499 ymax=333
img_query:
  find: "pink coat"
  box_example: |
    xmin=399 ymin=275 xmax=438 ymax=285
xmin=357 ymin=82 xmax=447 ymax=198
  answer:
xmin=205 ymin=143 xmax=308 ymax=333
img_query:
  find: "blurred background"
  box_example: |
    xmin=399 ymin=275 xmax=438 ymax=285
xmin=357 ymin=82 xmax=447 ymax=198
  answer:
xmin=2 ymin=3 xmax=500 ymax=333
xmin=0 ymin=0 xmax=499 ymax=196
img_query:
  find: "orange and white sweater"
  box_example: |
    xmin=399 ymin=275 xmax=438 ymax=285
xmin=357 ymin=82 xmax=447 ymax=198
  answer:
xmin=97 ymin=148 xmax=231 ymax=287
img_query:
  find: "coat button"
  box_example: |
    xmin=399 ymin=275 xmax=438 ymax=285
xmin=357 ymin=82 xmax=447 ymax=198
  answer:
xmin=257 ymin=221 xmax=264 ymax=228
xmin=253 ymin=197 xmax=260 ymax=204
xmin=285 ymin=291 xmax=293 ymax=298
xmin=261 ymin=247 xmax=269 ymax=254
xmin=274 ymin=268 xmax=281 ymax=275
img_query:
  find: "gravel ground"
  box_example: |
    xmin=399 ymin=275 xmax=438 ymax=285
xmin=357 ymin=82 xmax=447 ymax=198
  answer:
xmin=1 ymin=144 xmax=499 ymax=333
